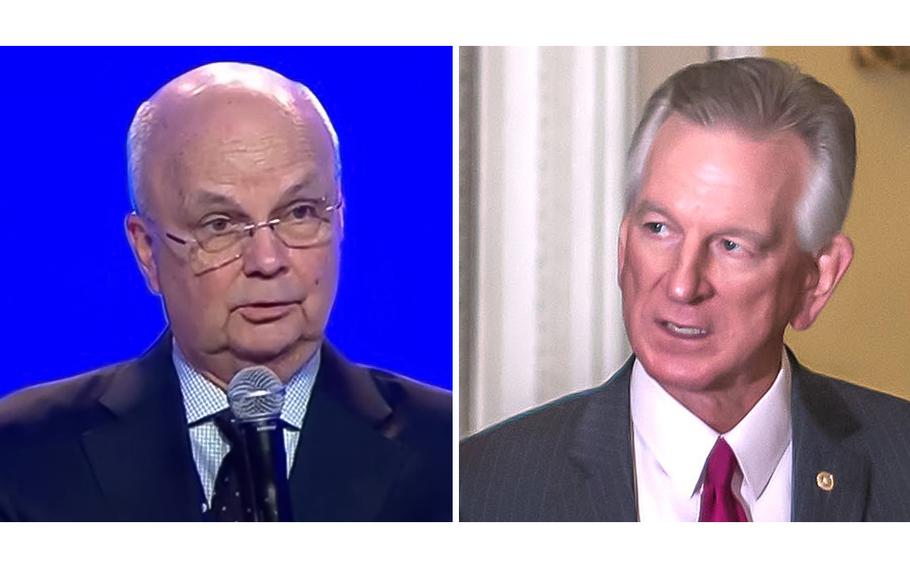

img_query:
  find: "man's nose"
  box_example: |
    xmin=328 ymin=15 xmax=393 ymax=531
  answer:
xmin=665 ymin=241 xmax=713 ymax=304
xmin=242 ymin=225 xmax=289 ymax=277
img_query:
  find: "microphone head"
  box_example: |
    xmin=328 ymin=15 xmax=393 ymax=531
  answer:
xmin=227 ymin=366 xmax=286 ymax=422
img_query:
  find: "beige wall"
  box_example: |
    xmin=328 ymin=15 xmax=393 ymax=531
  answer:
xmin=768 ymin=47 xmax=910 ymax=400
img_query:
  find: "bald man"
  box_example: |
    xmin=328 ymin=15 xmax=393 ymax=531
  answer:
xmin=0 ymin=63 xmax=451 ymax=522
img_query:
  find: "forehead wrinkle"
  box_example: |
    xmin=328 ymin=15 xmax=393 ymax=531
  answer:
xmin=181 ymin=188 xmax=242 ymax=211
xmin=217 ymin=128 xmax=321 ymax=168
xmin=129 ymin=63 xmax=343 ymax=217
xmin=216 ymin=134 xmax=288 ymax=175
xmin=170 ymin=107 xmax=325 ymax=178
xmin=160 ymin=127 xmax=297 ymax=183
xmin=140 ymin=89 xmax=337 ymax=226
xmin=646 ymin=124 xmax=803 ymax=218
xmin=167 ymin=161 xmax=325 ymax=221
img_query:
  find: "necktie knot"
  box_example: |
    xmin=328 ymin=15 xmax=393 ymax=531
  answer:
xmin=705 ymin=437 xmax=738 ymax=487
xmin=212 ymin=408 xmax=242 ymax=446
xmin=699 ymin=437 xmax=749 ymax=522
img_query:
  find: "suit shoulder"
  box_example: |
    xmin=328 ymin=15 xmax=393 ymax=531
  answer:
xmin=357 ymin=365 xmax=451 ymax=521
xmin=461 ymin=385 xmax=602 ymax=456
xmin=459 ymin=385 xmax=615 ymax=522
xmin=369 ymin=366 xmax=451 ymax=421
xmin=0 ymin=361 xmax=128 ymax=442
xmin=834 ymin=376 xmax=910 ymax=412
xmin=798 ymin=366 xmax=910 ymax=419
xmin=364 ymin=365 xmax=451 ymax=449
xmin=794 ymin=364 xmax=910 ymax=459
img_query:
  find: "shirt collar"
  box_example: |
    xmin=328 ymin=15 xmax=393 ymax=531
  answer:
xmin=173 ymin=339 xmax=320 ymax=430
xmin=724 ymin=352 xmax=791 ymax=502
xmin=630 ymin=350 xmax=791 ymax=502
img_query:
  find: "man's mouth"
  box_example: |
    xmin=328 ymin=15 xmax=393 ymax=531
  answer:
xmin=236 ymin=302 xmax=295 ymax=323
xmin=661 ymin=320 xmax=708 ymax=337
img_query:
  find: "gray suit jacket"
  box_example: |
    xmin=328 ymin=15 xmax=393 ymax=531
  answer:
xmin=460 ymin=351 xmax=910 ymax=521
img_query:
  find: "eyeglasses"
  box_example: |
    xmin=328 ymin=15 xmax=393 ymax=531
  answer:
xmin=144 ymin=195 xmax=343 ymax=274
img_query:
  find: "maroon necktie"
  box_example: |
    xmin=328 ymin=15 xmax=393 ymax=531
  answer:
xmin=699 ymin=437 xmax=749 ymax=522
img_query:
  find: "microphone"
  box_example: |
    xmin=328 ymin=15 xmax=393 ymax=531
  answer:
xmin=226 ymin=366 xmax=294 ymax=522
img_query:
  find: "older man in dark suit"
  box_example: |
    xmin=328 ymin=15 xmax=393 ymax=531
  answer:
xmin=0 ymin=63 xmax=451 ymax=521
xmin=460 ymin=57 xmax=910 ymax=522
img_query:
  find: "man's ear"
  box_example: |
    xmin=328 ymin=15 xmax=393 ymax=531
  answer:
xmin=790 ymin=233 xmax=854 ymax=330
xmin=125 ymin=213 xmax=161 ymax=294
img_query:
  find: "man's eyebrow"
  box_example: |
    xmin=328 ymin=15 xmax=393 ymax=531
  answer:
xmin=633 ymin=200 xmax=675 ymax=221
xmin=715 ymin=226 xmax=775 ymax=247
xmin=183 ymin=190 xmax=242 ymax=211
xmin=181 ymin=174 xmax=328 ymax=217
xmin=279 ymin=182 xmax=317 ymax=201
xmin=277 ymin=174 xmax=331 ymax=203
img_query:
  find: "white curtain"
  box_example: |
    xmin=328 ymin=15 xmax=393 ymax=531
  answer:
xmin=460 ymin=46 xmax=762 ymax=435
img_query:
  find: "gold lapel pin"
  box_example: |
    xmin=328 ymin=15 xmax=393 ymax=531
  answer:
xmin=816 ymin=471 xmax=835 ymax=492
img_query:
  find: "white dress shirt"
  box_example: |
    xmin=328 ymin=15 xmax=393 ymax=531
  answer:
xmin=172 ymin=341 xmax=319 ymax=506
xmin=630 ymin=352 xmax=792 ymax=521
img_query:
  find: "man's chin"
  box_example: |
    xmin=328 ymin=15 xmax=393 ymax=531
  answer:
xmin=228 ymin=331 xmax=310 ymax=367
xmin=636 ymin=349 xmax=721 ymax=393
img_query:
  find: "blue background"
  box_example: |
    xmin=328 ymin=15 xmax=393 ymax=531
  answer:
xmin=0 ymin=47 xmax=452 ymax=397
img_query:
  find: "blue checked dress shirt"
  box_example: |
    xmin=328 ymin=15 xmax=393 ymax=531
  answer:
xmin=172 ymin=341 xmax=319 ymax=506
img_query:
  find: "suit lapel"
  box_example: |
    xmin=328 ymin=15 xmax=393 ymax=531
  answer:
xmin=789 ymin=352 xmax=870 ymax=521
xmin=289 ymin=343 xmax=412 ymax=521
xmin=81 ymin=332 xmax=203 ymax=521
xmin=567 ymin=358 xmax=638 ymax=521
xmin=563 ymin=351 xmax=872 ymax=522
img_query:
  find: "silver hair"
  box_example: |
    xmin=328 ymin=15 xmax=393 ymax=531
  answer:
xmin=126 ymin=67 xmax=342 ymax=216
xmin=624 ymin=57 xmax=856 ymax=253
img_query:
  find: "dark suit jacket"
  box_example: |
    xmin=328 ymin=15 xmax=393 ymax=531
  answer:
xmin=0 ymin=332 xmax=452 ymax=521
xmin=460 ymin=351 xmax=910 ymax=521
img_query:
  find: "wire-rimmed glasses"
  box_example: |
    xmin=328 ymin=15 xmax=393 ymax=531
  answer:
xmin=144 ymin=195 xmax=343 ymax=274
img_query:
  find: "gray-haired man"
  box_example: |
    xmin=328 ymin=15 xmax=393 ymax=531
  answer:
xmin=461 ymin=57 xmax=910 ymax=522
